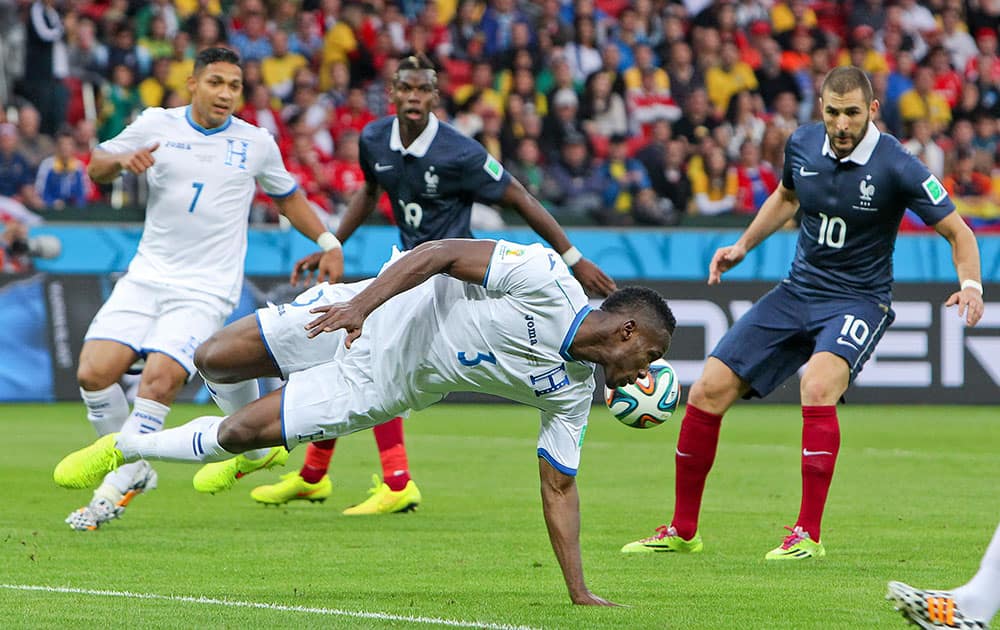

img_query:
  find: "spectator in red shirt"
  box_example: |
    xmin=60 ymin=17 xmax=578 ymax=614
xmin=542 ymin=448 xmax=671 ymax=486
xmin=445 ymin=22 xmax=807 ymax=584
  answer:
xmin=928 ymin=45 xmax=963 ymax=108
xmin=330 ymin=87 xmax=376 ymax=144
xmin=734 ymin=139 xmax=778 ymax=214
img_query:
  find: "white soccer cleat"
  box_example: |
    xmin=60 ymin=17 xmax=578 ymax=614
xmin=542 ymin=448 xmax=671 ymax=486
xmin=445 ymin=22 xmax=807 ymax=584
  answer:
xmin=886 ymin=581 xmax=989 ymax=629
xmin=64 ymin=461 xmax=158 ymax=531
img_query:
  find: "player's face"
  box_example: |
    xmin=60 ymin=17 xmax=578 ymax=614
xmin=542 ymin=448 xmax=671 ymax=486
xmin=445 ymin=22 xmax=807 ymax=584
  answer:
xmin=391 ymin=69 xmax=438 ymax=126
xmin=188 ymin=61 xmax=243 ymax=129
xmin=604 ymin=327 xmax=670 ymax=389
xmin=820 ymin=88 xmax=877 ymax=158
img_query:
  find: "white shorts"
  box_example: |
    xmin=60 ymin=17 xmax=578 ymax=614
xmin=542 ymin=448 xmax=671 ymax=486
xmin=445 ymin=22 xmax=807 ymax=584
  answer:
xmin=255 ymin=279 xmax=372 ymax=379
xmin=84 ymin=275 xmax=231 ymax=377
xmin=256 ymin=278 xmax=408 ymax=449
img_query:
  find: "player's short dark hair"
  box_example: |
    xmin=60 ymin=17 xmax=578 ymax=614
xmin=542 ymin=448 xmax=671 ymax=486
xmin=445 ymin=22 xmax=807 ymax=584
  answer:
xmin=397 ymin=53 xmax=437 ymax=75
xmin=601 ymin=286 xmax=677 ymax=336
xmin=194 ymin=47 xmax=242 ymax=74
xmin=820 ymin=66 xmax=873 ymax=104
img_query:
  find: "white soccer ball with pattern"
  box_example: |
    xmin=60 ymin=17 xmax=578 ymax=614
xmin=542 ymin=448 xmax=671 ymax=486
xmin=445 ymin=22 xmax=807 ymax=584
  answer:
xmin=604 ymin=359 xmax=681 ymax=429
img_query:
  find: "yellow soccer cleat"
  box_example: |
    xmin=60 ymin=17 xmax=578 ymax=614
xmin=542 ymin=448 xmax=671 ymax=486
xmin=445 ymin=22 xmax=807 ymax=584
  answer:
xmin=764 ymin=525 xmax=826 ymax=560
xmin=54 ymin=434 xmax=126 ymax=489
xmin=192 ymin=446 xmax=289 ymax=493
xmin=621 ymin=525 xmax=704 ymax=553
xmin=251 ymin=471 xmax=332 ymax=505
xmin=342 ymin=474 xmax=421 ymax=515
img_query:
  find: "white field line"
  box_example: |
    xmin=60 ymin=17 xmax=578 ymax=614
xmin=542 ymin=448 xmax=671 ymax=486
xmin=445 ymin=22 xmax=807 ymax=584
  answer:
xmin=0 ymin=584 xmax=540 ymax=629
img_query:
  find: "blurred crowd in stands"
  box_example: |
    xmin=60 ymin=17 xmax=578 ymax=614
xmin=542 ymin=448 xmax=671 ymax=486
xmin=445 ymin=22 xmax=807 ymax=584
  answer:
xmin=0 ymin=0 xmax=999 ymax=235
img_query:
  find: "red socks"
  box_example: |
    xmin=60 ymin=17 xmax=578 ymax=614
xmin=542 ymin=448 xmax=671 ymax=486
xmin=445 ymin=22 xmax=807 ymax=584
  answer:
xmin=796 ymin=405 xmax=840 ymax=542
xmin=671 ymin=404 xmax=723 ymax=540
xmin=296 ymin=418 xmax=412 ymax=490
xmin=300 ymin=439 xmax=336 ymax=484
xmin=375 ymin=417 xmax=411 ymax=491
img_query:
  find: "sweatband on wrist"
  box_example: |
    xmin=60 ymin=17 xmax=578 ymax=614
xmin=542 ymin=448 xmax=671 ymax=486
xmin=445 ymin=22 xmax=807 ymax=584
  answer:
xmin=961 ymin=279 xmax=984 ymax=295
xmin=317 ymin=232 xmax=342 ymax=252
xmin=561 ymin=246 xmax=583 ymax=267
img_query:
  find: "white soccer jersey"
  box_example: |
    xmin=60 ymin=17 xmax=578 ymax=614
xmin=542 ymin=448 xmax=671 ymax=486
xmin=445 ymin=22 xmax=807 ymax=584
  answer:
xmin=365 ymin=241 xmax=596 ymax=474
xmin=98 ymin=107 xmax=297 ymax=305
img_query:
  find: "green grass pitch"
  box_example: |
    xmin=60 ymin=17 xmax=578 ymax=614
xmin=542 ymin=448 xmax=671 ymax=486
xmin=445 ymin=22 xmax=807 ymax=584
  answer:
xmin=0 ymin=402 xmax=997 ymax=629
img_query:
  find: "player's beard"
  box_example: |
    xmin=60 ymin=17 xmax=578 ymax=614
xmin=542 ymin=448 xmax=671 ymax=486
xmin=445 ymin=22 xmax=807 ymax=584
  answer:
xmin=829 ymin=113 xmax=870 ymax=158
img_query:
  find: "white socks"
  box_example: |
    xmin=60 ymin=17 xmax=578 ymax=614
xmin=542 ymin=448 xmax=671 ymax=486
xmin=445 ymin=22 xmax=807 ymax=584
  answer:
xmin=954 ymin=520 xmax=1000 ymax=622
xmin=117 ymin=416 xmax=234 ymax=463
xmin=80 ymin=384 xmax=129 ymax=436
xmin=203 ymin=378 xmax=260 ymax=416
xmin=121 ymin=397 xmax=170 ymax=435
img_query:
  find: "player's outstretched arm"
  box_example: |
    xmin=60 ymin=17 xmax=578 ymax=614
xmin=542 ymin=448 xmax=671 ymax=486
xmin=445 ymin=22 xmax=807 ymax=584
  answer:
xmin=934 ymin=211 xmax=985 ymax=326
xmin=276 ymin=190 xmax=345 ymax=285
xmin=87 ymin=143 xmax=160 ymax=184
xmin=538 ymin=458 xmax=617 ymax=606
xmin=501 ymin=178 xmax=617 ymax=297
xmin=709 ymin=183 xmax=799 ymax=284
xmin=304 ymin=239 xmax=495 ymax=342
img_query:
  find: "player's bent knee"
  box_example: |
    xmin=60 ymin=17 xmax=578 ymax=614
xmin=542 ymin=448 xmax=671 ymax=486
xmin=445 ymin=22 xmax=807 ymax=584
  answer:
xmin=194 ymin=336 xmax=230 ymax=383
xmin=77 ymin=362 xmax=120 ymax=392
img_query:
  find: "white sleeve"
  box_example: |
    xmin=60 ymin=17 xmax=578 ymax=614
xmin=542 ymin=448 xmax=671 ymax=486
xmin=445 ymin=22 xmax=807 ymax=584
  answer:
xmin=483 ymin=240 xmax=566 ymax=298
xmin=254 ymin=131 xmax=298 ymax=197
xmin=96 ymin=108 xmax=163 ymax=154
xmin=537 ymin=404 xmax=589 ymax=476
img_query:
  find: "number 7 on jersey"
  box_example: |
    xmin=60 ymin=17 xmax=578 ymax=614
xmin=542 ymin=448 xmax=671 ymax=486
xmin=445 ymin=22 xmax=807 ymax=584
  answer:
xmin=189 ymin=181 xmax=205 ymax=213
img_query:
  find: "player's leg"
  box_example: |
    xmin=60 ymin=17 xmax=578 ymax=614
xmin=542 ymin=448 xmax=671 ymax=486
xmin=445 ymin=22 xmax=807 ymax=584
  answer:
xmin=54 ymin=388 xmax=288 ymax=490
xmin=342 ymin=417 xmax=422 ymax=515
xmin=196 ymin=314 xmax=283 ymax=415
xmin=767 ymin=350 xmax=849 ymax=560
xmin=765 ymin=298 xmax=894 ymax=560
xmin=952 ymin=520 xmax=1000 ymax=623
xmin=76 ymin=340 xmax=137 ymax=436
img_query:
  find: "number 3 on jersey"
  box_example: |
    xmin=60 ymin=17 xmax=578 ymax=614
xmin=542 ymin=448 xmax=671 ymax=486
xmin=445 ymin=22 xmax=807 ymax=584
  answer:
xmin=189 ymin=181 xmax=205 ymax=213
xmin=399 ymin=200 xmax=423 ymax=229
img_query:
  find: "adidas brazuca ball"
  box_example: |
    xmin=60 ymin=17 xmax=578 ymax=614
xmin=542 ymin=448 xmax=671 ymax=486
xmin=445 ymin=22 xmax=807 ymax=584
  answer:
xmin=604 ymin=359 xmax=681 ymax=429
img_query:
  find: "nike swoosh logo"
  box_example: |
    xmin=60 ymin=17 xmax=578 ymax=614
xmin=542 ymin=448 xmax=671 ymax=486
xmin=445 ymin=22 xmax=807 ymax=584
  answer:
xmin=802 ymin=448 xmax=834 ymax=456
xmin=374 ymin=163 xmax=393 ymax=172
xmin=836 ymin=338 xmax=859 ymax=350
xmin=675 ymin=448 xmax=692 ymax=457
xmin=799 ymin=166 xmax=819 ymax=176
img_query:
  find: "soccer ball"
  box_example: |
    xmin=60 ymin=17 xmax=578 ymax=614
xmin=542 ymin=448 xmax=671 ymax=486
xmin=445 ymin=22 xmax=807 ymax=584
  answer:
xmin=604 ymin=359 xmax=681 ymax=429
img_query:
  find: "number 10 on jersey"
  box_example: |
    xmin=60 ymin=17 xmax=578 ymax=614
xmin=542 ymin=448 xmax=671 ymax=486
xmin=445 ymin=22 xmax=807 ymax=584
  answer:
xmin=816 ymin=212 xmax=846 ymax=249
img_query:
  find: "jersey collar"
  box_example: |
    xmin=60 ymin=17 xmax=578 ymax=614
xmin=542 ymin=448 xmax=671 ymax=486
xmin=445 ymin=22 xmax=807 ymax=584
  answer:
xmin=821 ymin=121 xmax=880 ymax=165
xmin=559 ymin=305 xmax=593 ymax=362
xmin=389 ymin=113 xmax=439 ymax=157
xmin=185 ymin=106 xmax=232 ymax=135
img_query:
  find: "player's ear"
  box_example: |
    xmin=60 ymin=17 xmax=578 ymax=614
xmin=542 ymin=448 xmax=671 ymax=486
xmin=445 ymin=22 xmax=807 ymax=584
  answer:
xmin=870 ymin=98 xmax=880 ymax=117
xmin=621 ymin=319 xmax=636 ymax=340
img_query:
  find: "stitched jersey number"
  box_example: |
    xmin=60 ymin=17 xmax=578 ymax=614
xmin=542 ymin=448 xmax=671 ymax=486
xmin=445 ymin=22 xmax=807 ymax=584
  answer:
xmin=399 ymin=200 xmax=423 ymax=229
xmin=817 ymin=212 xmax=846 ymax=249
xmin=189 ymin=181 xmax=204 ymax=213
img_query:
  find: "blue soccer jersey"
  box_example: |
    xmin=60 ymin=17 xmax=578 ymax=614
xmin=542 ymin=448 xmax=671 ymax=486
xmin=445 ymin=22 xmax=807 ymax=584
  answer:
xmin=358 ymin=113 xmax=512 ymax=250
xmin=782 ymin=121 xmax=955 ymax=303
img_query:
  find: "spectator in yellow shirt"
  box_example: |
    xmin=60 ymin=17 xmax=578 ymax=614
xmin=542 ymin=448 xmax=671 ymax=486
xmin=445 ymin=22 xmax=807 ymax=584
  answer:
xmin=898 ymin=65 xmax=952 ymax=134
xmin=262 ymin=30 xmax=308 ymax=103
xmin=771 ymin=0 xmax=818 ymax=34
xmin=836 ymin=25 xmax=890 ymax=76
xmin=706 ymin=41 xmax=759 ymax=118
xmin=689 ymin=145 xmax=739 ymax=216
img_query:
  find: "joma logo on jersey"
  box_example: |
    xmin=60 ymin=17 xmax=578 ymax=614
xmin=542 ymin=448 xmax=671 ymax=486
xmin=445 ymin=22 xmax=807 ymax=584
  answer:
xmin=165 ymin=141 xmax=192 ymax=150
xmin=224 ymin=139 xmax=249 ymax=170
xmin=524 ymin=315 xmax=538 ymax=346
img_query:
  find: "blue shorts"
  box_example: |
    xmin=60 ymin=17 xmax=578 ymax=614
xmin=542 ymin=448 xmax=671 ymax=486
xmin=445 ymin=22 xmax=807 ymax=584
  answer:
xmin=711 ymin=282 xmax=895 ymax=399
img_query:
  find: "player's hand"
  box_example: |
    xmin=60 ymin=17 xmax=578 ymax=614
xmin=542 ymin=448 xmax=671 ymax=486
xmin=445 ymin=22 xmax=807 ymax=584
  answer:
xmin=570 ymin=590 xmax=619 ymax=607
xmin=708 ymin=244 xmax=747 ymax=285
xmin=304 ymin=301 xmax=366 ymax=345
xmin=120 ymin=143 xmax=159 ymax=175
xmin=572 ymin=258 xmax=617 ymax=297
xmin=290 ymin=249 xmax=344 ymax=286
xmin=945 ymin=287 xmax=985 ymax=326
